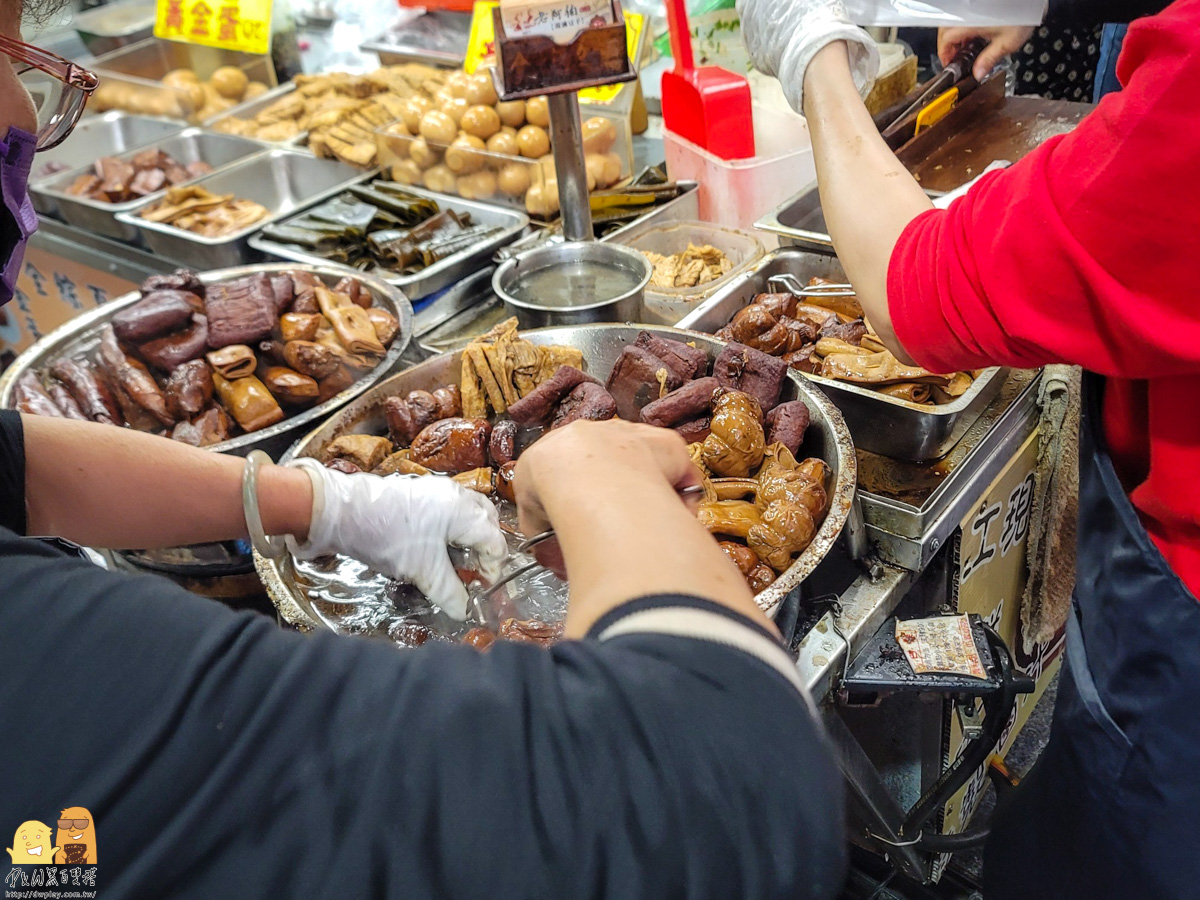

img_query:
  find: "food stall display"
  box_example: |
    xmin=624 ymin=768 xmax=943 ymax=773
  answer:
xmin=90 ymin=63 xmax=271 ymax=123
xmin=136 ymin=185 xmax=271 ymax=237
xmin=257 ymin=182 xmax=500 ymax=273
xmin=211 ymin=65 xmax=449 ymax=163
xmin=714 ymin=278 xmax=977 ymax=404
xmin=3 ymin=264 xmax=413 ymax=458
xmin=257 ymin=322 xmax=856 ymax=647
xmin=680 ymin=250 xmax=1009 ymax=461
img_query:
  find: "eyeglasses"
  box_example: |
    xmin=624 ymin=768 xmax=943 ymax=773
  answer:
xmin=56 ymin=818 xmax=90 ymax=831
xmin=0 ymin=33 xmax=98 ymax=151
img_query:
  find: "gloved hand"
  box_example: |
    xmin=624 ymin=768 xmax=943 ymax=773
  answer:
xmin=286 ymin=459 xmax=507 ymax=620
xmin=737 ymin=0 xmax=880 ymax=113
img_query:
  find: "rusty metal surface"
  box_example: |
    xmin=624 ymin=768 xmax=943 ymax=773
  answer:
xmin=258 ymin=324 xmax=858 ymax=632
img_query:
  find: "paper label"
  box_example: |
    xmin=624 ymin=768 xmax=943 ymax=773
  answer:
xmin=155 ymin=0 xmax=273 ymax=55
xmin=499 ymin=0 xmax=615 ymax=44
xmin=895 ymin=615 xmax=987 ymax=679
xmin=466 ymin=1 xmax=642 ymax=104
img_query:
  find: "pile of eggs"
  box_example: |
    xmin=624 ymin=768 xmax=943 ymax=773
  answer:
xmin=89 ymin=66 xmax=270 ymax=124
xmin=382 ymin=70 xmax=623 ymax=217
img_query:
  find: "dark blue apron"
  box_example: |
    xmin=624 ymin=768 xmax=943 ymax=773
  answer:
xmin=983 ymin=373 xmax=1200 ymax=898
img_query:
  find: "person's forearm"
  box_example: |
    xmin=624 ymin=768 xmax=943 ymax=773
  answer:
xmin=543 ymin=466 xmax=767 ymax=639
xmin=22 ymin=415 xmax=312 ymax=548
xmin=803 ymin=41 xmax=933 ymax=363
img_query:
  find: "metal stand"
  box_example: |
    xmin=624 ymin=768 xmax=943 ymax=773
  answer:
xmin=547 ymin=93 xmax=593 ymax=242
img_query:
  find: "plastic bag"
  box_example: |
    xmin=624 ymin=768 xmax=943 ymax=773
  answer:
xmin=845 ymin=0 xmax=1046 ymax=28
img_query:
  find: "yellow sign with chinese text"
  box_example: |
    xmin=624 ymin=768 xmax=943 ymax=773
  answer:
xmin=464 ymin=1 xmax=643 ymax=105
xmin=154 ymin=0 xmax=273 ymax=56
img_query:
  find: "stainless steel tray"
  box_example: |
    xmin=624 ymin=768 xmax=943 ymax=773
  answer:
xmin=73 ymin=1 xmax=156 ymax=56
xmin=247 ymin=182 xmax=530 ymax=301
xmin=858 ymin=369 xmax=1041 ymax=570
xmin=756 ymin=183 xmax=942 ymax=255
xmin=0 ymin=262 xmax=414 ymax=460
xmin=37 ymin=129 xmax=270 ymax=243
xmin=256 ymin=324 xmax=857 ymax=630
xmin=30 ymin=112 xmax=185 ymax=217
xmin=203 ymin=83 xmax=309 ymax=147
xmin=360 ymin=11 xmax=471 ymax=68
xmin=115 ymin=149 xmax=375 ymax=269
xmin=677 ymin=248 xmax=1008 ymax=462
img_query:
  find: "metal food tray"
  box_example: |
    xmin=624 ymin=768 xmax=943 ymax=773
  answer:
xmin=756 ymin=182 xmax=943 ymax=255
xmin=857 ymin=370 xmax=1041 ymax=570
xmin=203 ymin=83 xmax=309 ymax=147
xmin=677 ymin=248 xmax=1007 ymax=462
xmin=255 ymin=324 xmax=857 ymax=630
xmin=0 ymin=263 xmax=414 ymax=460
xmin=36 ymin=129 xmax=270 ymax=243
xmin=360 ymin=11 xmax=471 ymax=68
xmin=114 ymin=149 xmax=375 ymax=269
xmin=30 ymin=112 xmax=185 ymax=217
xmin=247 ymin=182 xmax=530 ymax=301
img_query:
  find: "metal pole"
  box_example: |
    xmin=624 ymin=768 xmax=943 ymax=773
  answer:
xmin=547 ymin=91 xmax=593 ymax=242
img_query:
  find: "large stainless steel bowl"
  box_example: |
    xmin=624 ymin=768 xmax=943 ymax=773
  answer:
xmin=0 ymin=263 xmax=415 ymax=460
xmin=258 ymin=324 xmax=857 ymax=631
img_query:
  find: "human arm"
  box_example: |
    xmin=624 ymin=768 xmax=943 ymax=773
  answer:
xmin=784 ymin=1 xmax=1200 ymax=378
xmin=2 ymin=497 xmax=843 ymax=897
xmin=802 ymin=42 xmax=931 ymax=363
xmin=514 ymin=418 xmax=770 ymax=638
xmin=5 ymin=411 xmax=504 ymax=612
xmin=21 ymin=413 xmax=313 ymax=547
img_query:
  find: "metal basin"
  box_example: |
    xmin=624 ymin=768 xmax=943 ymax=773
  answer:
xmin=492 ymin=241 xmax=652 ymax=327
xmin=0 ymin=263 xmax=414 ymax=460
xmin=257 ymin=324 xmax=857 ymax=633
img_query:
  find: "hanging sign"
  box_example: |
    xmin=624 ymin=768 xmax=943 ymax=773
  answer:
xmin=465 ymin=1 xmax=643 ymax=104
xmin=154 ymin=0 xmax=273 ymax=55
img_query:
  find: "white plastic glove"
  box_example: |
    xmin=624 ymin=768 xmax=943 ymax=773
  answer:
xmin=286 ymin=459 xmax=507 ymax=620
xmin=737 ymin=0 xmax=880 ymax=114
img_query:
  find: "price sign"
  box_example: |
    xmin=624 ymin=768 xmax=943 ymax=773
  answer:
xmin=464 ymin=1 xmax=643 ymax=104
xmin=155 ymin=0 xmax=273 ymax=56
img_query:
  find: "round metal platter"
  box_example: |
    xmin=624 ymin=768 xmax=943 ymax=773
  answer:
xmin=0 ymin=262 xmax=415 ymax=459
xmin=258 ymin=323 xmax=858 ymax=633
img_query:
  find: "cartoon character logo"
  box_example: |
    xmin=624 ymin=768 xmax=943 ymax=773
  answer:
xmin=53 ymin=807 xmax=96 ymax=865
xmin=6 ymin=820 xmax=59 ymax=864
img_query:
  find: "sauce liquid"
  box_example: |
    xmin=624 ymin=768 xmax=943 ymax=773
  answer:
xmin=509 ymin=261 xmax=641 ymax=308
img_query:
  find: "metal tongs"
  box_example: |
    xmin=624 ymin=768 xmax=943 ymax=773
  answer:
xmin=470 ymin=483 xmax=707 ymax=612
xmin=768 ymin=273 xmax=856 ymax=298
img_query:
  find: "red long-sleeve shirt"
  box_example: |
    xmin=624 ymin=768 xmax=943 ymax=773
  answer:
xmin=887 ymin=0 xmax=1200 ymax=599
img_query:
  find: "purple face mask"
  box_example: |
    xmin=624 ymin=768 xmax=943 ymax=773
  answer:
xmin=0 ymin=127 xmax=39 ymax=307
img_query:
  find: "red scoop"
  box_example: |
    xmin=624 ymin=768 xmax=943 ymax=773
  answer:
xmin=661 ymin=0 xmax=756 ymax=160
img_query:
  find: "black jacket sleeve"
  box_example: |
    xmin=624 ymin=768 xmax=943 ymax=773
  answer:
xmin=0 ymin=410 xmax=25 ymax=534
xmin=0 ymin=535 xmax=845 ymax=900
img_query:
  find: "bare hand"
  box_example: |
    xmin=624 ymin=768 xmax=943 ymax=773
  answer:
xmin=938 ymin=25 xmax=1035 ymax=81
xmin=513 ymin=419 xmax=702 ymax=577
